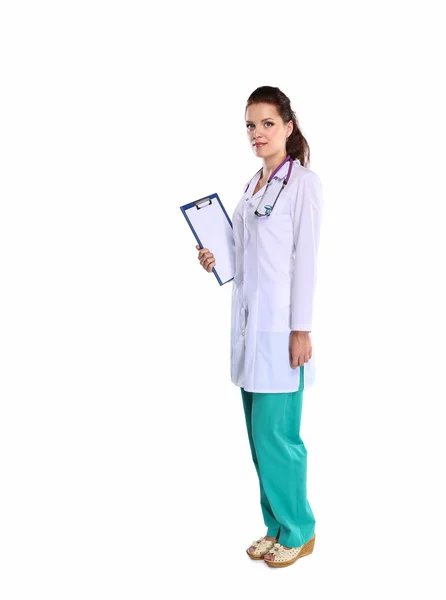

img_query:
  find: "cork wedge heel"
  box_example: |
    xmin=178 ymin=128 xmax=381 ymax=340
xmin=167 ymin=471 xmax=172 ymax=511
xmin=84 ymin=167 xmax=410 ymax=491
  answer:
xmin=264 ymin=534 xmax=316 ymax=568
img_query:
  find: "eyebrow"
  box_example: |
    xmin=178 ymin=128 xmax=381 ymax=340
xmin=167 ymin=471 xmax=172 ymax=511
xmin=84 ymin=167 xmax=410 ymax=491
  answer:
xmin=245 ymin=117 xmax=275 ymax=123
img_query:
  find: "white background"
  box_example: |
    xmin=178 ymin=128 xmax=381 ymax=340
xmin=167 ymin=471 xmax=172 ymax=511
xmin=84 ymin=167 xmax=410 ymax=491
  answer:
xmin=1 ymin=1 xmax=445 ymax=598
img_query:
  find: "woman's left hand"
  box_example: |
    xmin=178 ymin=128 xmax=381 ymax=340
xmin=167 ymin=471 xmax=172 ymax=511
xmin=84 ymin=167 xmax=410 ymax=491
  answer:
xmin=289 ymin=331 xmax=312 ymax=368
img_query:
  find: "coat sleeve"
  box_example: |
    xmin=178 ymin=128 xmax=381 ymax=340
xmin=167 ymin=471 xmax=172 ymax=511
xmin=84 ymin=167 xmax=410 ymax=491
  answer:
xmin=290 ymin=172 xmax=324 ymax=332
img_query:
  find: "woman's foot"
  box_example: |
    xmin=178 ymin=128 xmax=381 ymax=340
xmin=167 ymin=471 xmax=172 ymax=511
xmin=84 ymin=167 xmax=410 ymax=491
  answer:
xmin=248 ymin=535 xmax=277 ymax=555
xmin=246 ymin=535 xmax=279 ymax=559
xmin=263 ymin=543 xmax=291 ymax=561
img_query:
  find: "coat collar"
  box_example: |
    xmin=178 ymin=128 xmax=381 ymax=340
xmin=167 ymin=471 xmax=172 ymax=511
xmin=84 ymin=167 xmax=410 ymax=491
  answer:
xmin=254 ymin=157 xmax=300 ymax=183
xmin=245 ymin=158 xmax=301 ymax=193
xmin=272 ymin=157 xmax=300 ymax=180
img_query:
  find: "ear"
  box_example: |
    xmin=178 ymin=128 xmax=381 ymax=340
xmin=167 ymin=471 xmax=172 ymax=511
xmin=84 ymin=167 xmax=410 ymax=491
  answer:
xmin=287 ymin=120 xmax=293 ymax=139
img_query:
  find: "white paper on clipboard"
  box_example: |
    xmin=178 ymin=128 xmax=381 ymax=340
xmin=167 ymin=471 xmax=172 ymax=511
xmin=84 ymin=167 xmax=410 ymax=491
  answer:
xmin=180 ymin=193 xmax=235 ymax=286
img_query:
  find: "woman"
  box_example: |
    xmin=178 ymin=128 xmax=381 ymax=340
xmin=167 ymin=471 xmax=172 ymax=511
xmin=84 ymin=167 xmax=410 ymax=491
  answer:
xmin=196 ymin=86 xmax=323 ymax=568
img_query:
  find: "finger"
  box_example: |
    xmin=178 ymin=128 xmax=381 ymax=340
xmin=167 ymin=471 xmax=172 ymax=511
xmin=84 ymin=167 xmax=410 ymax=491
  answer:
xmin=200 ymin=257 xmax=210 ymax=268
xmin=203 ymin=255 xmax=215 ymax=268
xmin=289 ymin=343 xmax=297 ymax=369
xmin=199 ymin=251 xmax=212 ymax=263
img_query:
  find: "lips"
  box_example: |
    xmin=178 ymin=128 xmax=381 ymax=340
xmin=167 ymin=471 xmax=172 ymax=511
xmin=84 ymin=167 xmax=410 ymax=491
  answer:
xmin=255 ymin=143 xmax=266 ymax=147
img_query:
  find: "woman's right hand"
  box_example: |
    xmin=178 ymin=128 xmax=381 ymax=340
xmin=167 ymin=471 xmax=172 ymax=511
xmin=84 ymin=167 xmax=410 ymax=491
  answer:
xmin=196 ymin=245 xmax=216 ymax=273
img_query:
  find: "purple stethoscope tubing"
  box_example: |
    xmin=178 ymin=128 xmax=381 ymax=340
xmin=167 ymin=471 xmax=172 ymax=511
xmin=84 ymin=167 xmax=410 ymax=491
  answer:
xmin=267 ymin=153 xmax=293 ymax=183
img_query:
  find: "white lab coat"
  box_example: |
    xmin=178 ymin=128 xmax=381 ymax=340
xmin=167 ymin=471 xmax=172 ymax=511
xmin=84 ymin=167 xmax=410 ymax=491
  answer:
xmin=230 ymin=158 xmax=323 ymax=393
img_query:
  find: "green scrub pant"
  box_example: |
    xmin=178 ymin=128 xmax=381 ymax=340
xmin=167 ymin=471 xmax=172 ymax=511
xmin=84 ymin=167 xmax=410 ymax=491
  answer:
xmin=240 ymin=366 xmax=316 ymax=548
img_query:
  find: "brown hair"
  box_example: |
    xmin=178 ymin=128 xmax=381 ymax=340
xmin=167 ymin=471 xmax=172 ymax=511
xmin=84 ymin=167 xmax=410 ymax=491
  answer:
xmin=245 ymin=86 xmax=310 ymax=167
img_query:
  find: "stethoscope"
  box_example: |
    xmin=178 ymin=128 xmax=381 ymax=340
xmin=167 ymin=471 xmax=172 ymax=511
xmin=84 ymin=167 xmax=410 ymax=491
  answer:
xmin=244 ymin=154 xmax=294 ymax=217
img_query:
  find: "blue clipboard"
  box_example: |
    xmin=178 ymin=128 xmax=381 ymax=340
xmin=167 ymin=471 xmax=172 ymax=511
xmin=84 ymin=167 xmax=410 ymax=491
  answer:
xmin=180 ymin=193 xmax=235 ymax=286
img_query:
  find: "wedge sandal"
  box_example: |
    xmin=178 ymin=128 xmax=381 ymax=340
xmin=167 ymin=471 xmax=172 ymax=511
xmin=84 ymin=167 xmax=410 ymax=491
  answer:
xmin=263 ymin=534 xmax=316 ymax=568
xmin=246 ymin=536 xmax=278 ymax=560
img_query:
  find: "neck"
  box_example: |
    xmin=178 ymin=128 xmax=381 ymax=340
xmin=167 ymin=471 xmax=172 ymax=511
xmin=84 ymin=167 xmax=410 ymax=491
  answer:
xmin=261 ymin=150 xmax=288 ymax=181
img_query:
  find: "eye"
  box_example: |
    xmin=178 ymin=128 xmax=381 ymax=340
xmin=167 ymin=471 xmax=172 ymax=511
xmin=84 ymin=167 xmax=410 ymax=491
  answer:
xmin=246 ymin=122 xmax=274 ymax=129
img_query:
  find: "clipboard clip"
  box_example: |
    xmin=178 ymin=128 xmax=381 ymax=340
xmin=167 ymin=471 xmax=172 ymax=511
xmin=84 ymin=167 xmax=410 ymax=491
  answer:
xmin=194 ymin=197 xmax=212 ymax=210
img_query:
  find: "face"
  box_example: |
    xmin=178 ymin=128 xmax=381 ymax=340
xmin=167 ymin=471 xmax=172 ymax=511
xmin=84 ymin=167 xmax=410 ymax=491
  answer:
xmin=245 ymin=102 xmax=292 ymax=158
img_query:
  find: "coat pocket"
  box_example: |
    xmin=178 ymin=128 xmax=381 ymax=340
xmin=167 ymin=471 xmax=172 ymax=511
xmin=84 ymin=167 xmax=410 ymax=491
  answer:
xmin=258 ymin=282 xmax=291 ymax=332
